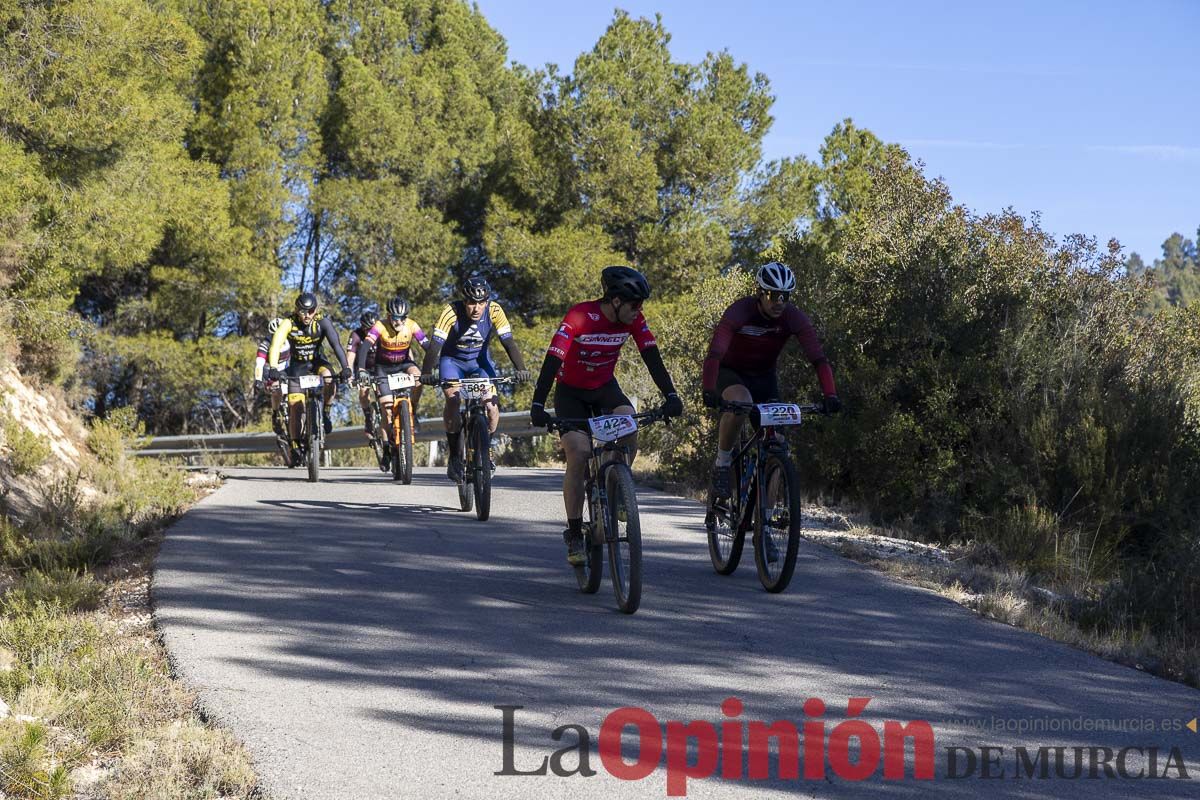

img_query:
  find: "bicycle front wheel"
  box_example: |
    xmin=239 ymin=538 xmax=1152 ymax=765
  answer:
xmin=605 ymin=465 xmax=643 ymax=614
xmin=753 ymin=453 xmax=802 ymax=592
xmin=471 ymin=420 xmax=491 ymax=521
xmin=457 ymin=419 xmax=473 ymax=512
xmin=306 ymin=406 xmax=320 ymax=483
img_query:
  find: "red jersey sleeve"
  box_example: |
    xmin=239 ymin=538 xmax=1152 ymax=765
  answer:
xmin=786 ymin=307 xmax=837 ymax=396
xmin=786 ymin=307 xmax=826 ymax=362
xmin=547 ymin=306 xmax=585 ymax=360
xmin=629 ymin=312 xmax=657 ymax=351
xmin=701 ymin=303 xmax=741 ymax=391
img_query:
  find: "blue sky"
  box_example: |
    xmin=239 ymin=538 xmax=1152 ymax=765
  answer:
xmin=476 ymin=0 xmax=1198 ymax=262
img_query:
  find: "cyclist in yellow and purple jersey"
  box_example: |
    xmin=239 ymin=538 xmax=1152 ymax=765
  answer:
xmin=355 ymin=297 xmax=428 ymax=436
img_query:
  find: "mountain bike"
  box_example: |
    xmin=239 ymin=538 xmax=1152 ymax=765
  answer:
xmin=267 ymin=381 xmax=292 ymax=467
xmin=440 ymin=376 xmax=517 ymax=520
xmin=290 ymin=373 xmax=334 ymax=483
xmin=705 ymin=401 xmax=824 ymax=593
xmin=547 ymin=408 xmax=669 ymax=615
xmin=381 ymin=371 xmax=419 ymax=484
xmin=359 ymin=379 xmax=389 ymax=473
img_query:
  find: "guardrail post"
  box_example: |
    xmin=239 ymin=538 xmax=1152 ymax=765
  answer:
xmin=427 ymin=439 xmax=439 ymax=467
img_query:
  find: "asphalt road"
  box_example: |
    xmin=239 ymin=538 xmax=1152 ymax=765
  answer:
xmin=154 ymin=467 xmax=1200 ymax=798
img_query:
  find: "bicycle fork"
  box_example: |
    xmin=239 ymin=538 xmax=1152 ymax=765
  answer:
xmin=587 ymin=462 xmax=611 ymax=544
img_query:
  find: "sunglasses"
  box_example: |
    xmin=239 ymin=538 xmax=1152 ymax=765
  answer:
xmin=761 ymin=290 xmax=791 ymax=303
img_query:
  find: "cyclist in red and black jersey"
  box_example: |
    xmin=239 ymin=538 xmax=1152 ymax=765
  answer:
xmin=702 ymin=261 xmax=841 ymax=498
xmin=530 ymin=266 xmax=684 ymax=565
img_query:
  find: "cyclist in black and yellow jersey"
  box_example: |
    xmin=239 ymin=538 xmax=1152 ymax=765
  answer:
xmin=267 ymin=292 xmax=352 ymax=445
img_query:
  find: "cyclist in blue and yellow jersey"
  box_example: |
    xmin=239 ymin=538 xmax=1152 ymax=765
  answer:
xmin=267 ymin=292 xmax=351 ymax=446
xmin=419 ymin=276 xmax=530 ymax=481
xmin=355 ymin=296 xmax=428 ymax=437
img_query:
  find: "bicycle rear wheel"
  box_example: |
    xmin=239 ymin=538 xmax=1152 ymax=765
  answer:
xmin=605 ymin=465 xmax=642 ymax=614
xmin=575 ymin=479 xmax=603 ymax=594
xmin=471 ymin=419 xmax=491 ymax=521
xmin=706 ymin=458 xmax=747 ymax=574
xmin=457 ymin=417 xmax=473 ymax=512
xmin=369 ymin=402 xmax=388 ymax=472
xmin=753 ymin=452 xmax=802 ymax=592
xmin=370 ymin=433 xmax=387 ymax=472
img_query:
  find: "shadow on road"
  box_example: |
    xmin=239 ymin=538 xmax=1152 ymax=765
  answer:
xmin=154 ymin=467 xmax=1200 ymax=796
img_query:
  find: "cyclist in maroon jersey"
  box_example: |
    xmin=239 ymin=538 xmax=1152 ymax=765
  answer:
xmin=346 ymin=309 xmax=379 ymax=438
xmin=530 ymin=266 xmax=684 ymax=565
xmin=702 ymin=261 xmax=842 ymax=498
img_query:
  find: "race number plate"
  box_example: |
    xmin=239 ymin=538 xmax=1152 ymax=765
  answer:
xmin=387 ymin=372 xmax=418 ymax=390
xmin=458 ymin=379 xmax=493 ymax=400
xmin=756 ymin=403 xmax=803 ymax=426
xmin=588 ymin=415 xmax=638 ymax=442
xmin=297 ymin=374 xmax=322 ymax=389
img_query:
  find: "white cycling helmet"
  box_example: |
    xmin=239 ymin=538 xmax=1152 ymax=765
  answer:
xmin=755 ymin=261 xmax=796 ymax=293
xmin=267 ymin=318 xmax=283 ymax=335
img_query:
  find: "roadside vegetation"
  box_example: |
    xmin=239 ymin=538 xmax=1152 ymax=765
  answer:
xmin=0 ymin=6 xmax=1196 ymax=783
xmin=0 ymin=406 xmax=257 ymax=799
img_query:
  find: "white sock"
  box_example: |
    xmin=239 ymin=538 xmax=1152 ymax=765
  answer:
xmin=715 ymin=449 xmax=732 ymax=467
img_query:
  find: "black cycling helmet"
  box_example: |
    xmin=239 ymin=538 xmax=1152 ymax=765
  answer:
xmin=295 ymin=292 xmax=318 ymax=312
xmin=386 ymin=297 xmax=410 ymax=320
xmin=600 ymin=266 xmax=650 ymax=302
xmin=458 ymin=276 xmax=490 ymax=303
xmin=359 ymin=309 xmax=378 ymax=329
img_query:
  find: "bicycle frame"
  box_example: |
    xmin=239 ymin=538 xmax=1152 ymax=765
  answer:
xmin=450 ymin=378 xmax=505 ymax=462
xmin=584 ymin=440 xmax=634 ymax=543
xmin=550 ymin=410 xmax=664 ymax=543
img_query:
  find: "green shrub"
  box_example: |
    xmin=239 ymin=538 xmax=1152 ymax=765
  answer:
xmin=1 ymin=413 xmax=51 ymax=478
xmin=1 ymin=568 xmax=104 ymax=614
xmin=0 ymin=719 xmax=71 ymax=800
xmin=0 ymin=604 xmax=191 ymax=753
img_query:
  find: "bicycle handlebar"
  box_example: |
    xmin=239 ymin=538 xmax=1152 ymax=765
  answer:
xmin=420 ymin=374 xmax=527 ymax=388
xmin=718 ymin=400 xmax=827 ymax=417
xmin=544 ymin=408 xmax=672 ymax=434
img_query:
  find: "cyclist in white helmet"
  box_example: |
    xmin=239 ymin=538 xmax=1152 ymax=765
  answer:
xmin=701 ymin=261 xmax=841 ymax=498
xmin=254 ymin=318 xmax=291 ymax=436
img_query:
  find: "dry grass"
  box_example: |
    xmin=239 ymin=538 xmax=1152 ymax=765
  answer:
xmin=809 ymin=520 xmax=1200 ymax=688
xmin=1 ymin=434 xmax=258 ymax=800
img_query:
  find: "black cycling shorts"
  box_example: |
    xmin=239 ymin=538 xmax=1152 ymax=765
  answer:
xmin=285 ymin=357 xmax=334 ymax=395
xmin=716 ymin=366 xmax=779 ymax=404
xmin=373 ymin=360 xmax=419 ymax=397
xmin=553 ymin=380 xmax=633 ymax=434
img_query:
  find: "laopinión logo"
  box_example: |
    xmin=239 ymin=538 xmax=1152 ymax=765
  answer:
xmin=495 ymin=699 xmax=1193 ymax=796
xmin=497 ymin=697 xmax=935 ymax=796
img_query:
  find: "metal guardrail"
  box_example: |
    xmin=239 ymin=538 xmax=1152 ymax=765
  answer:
xmin=134 ymin=410 xmax=546 ymax=457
